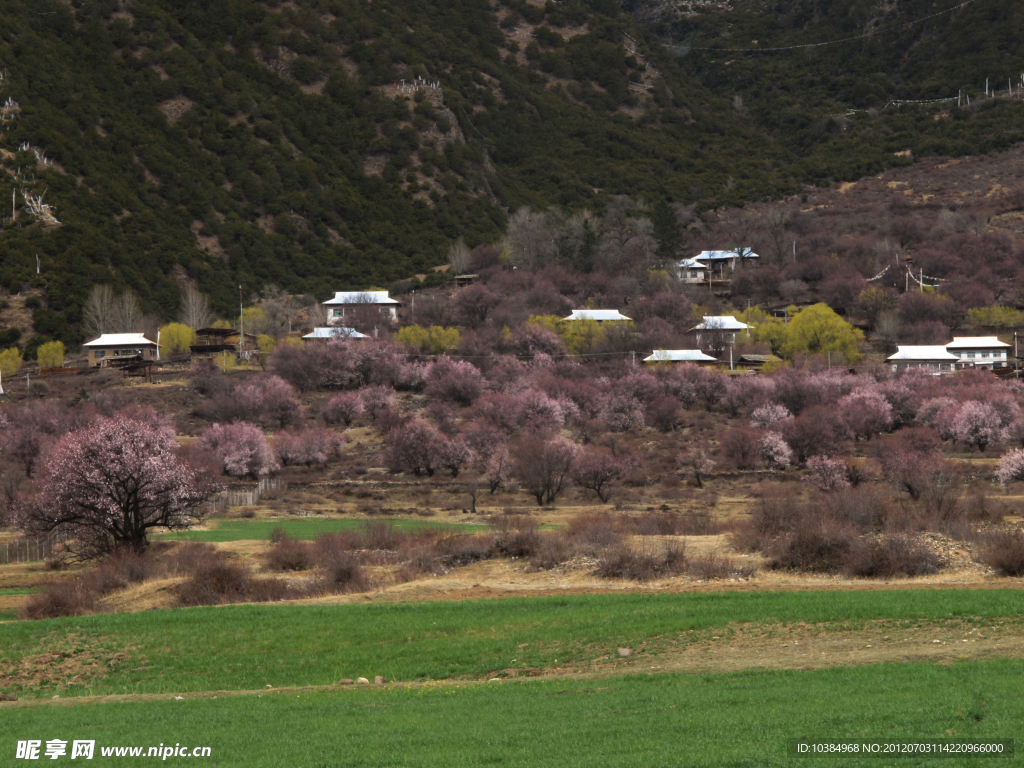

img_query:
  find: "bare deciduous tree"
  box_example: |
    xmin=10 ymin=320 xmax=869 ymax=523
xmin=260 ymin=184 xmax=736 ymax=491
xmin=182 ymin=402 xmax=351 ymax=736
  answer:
xmin=115 ymin=290 xmax=143 ymax=333
xmin=83 ymin=284 xmax=116 ymax=338
xmin=179 ymin=285 xmax=213 ymax=329
xmin=447 ymin=238 xmax=472 ymax=275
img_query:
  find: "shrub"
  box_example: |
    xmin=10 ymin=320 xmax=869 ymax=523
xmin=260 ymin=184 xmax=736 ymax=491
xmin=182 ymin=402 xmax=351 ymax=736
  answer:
xmin=766 ymin=517 xmax=862 ymax=573
xmin=36 ymin=340 xmax=65 ymax=370
xmin=424 ymin=357 xmax=483 ymax=405
xmin=750 ymin=403 xmax=792 ymax=429
xmin=571 ymin=446 xmax=624 ymax=502
xmin=323 ymin=392 xmax=364 ymax=425
xmin=511 ymin=436 xmax=578 ymax=505
xmin=950 ymin=401 xmax=1004 ymax=452
xmin=198 ymin=422 xmax=278 ymax=478
xmin=805 ymin=455 xmax=851 ymax=492
xmin=361 ymin=385 xmax=398 ymax=419
xmin=759 ymin=431 xmax=793 ymax=470
xmin=720 ymin=425 xmax=761 ymax=470
xmin=275 ymin=427 xmax=343 ymax=467
xmin=21 ymin=580 xmax=96 ymax=619
xmin=318 ymin=550 xmax=370 ymax=592
xmin=646 ymin=396 xmax=683 ymax=432
xmin=490 ymin=516 xmax=541 ymax=558
xmin=781 ymin=406 xmax=848 ymax=464
xmin=175 ymin=558 xmax=252 ymax=606
xmin=264 ymin=534 xmax=315 ymax=571
xmin=0 ymin=346 xmax=22 ymax=378
xmin=978 ymin=529 xmax=1024 ymax=576
xmin=843 ymin=535 xmax=941 ymax=578
xmin=688 ymin=552 xmax=754 ymax=580
xmin=383 ymin=418 xmax=445 ymax=476
xmin=595 ymin=542 xmax=687 ymax=581
xmin=159 ymin=323 xmax=196 ymax=355
xmin=995 ymin=448 xmax=1024 ymax=486
xmin=190 ymin=362 xmax=228 ymax=396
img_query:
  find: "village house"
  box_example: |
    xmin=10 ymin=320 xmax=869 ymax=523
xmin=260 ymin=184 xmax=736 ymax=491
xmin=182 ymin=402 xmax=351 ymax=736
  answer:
xmin=887 ymin=345 xmax=960 ymax=373
xmin=302 ymin=327 xmax=369 ymax=343
xmin=190 ymin=327 xmax=257 ymax=359
xmin=682 ymin=249 xmax=760 ymax=280
xmin=83 ymin=333 xmax=159 ymax=368
xmin=323 ymin=291 xmax=400 ymax=323
xmin=692 ymin=316 xmax=750 ymax=346
xmin=945 ymin=336 xmax=1012 ymax=369
xmin=676 ymin=258 xmax=708 ymax=284
xmin=642 ymin=349 xmax=717 ymax=366
xmin=564 ymin=309 xmax=631 ymax=322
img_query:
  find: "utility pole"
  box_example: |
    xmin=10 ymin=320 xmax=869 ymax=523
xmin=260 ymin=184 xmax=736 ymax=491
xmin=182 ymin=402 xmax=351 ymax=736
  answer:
xmin=1016 ymin=331 xmax=1019 ymax=379
xmin=920 ymin=268 xmax=923 ymax=293
xmin=238 ymin=284 xmax=244 ymax=360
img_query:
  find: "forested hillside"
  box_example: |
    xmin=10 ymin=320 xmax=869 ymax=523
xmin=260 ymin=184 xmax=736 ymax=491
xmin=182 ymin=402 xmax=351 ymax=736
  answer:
xmin=1 ymin=0 xmax=1024 ymax=349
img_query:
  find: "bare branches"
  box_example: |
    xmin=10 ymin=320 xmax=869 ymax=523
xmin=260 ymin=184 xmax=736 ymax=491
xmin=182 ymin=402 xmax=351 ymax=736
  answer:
xmin=178 ymin=285 xmax=213 ymax=329
xmin=83 ymin=285 xmax=117 ymax=338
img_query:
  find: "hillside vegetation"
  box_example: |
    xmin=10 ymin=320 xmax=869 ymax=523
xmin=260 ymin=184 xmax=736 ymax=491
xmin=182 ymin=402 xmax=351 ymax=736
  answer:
xmin=1 ymin=0 xmax=1024 ymax=346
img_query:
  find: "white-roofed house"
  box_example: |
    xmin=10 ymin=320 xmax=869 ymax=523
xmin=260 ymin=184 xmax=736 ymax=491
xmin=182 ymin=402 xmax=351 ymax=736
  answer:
xmin=642 ymin=349 xmax=717 ymax=366
xmin=676 ymin=258 xmax=707 ymax=284
xmin=886 ymin=345 xmax=960 ymax=373
xmin=691 ymin=249 xmax=759 ymax=279
xmin=692 ymin=315 xmax=750 ymax=349
xmin=302 ymin=327 xmax=369 ymax=343
xmin=323 ymin=291 xmax=401 ymax=324
xmin=83 ymin=333 xmax=160 ymax=368
xmin=564 ymin=309 xmax=631 ymax=322
xmin=945 ymin=336 xmax=1011 ymax=369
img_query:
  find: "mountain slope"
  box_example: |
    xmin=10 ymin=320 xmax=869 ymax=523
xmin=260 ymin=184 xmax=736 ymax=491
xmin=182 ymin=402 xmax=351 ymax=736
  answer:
xmin=1 ymin=0 xmax=1024 ymax=347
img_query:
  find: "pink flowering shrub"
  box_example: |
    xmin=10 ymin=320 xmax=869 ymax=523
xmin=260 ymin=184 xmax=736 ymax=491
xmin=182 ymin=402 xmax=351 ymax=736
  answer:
xmin=198 ymin=422 xmax=278 ymax=479
xmin=996 ymin=448 xmax=1024 ymax=486
xmin=950 ymin=400 xmax=1004 ymax=453
xmin=916 ymin=397 xmax=959 ymax=440
xmin=839 ymin=387 xmax=894 ymax=440
xmin=383 ymin=418 xmax=445 ymax=476
xmin=435 ymin=437 xmax=474 ymax=478
xmin=275 ymin=427 xmax=344 ymax=467
xmin=759 ymin=432 xmax=793 ymax=470
xmin=518 ymin=389 xmax=566 ymax=434
xmin=424 ymin=358 xmax=484 ymax=405
xmin=360 ymin=385 xmax=398 ymax=419
xmin=323 ymin=392 xmax=365 ymax=426
xmin=805 ymin=455 xmax=851 ymax=492
xmin=749 ymin=403 xmax=792 ymax=430
xmin=0 ymin=400 xmax=67 ymax=477
xmin=600 ymin=391 xmax=644 ymax=432
xmin=571 ymin=446 xmax=624 ymax=502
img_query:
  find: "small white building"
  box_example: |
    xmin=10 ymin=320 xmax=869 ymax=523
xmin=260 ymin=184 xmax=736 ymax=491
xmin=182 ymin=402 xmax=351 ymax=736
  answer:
xmin=83 ymin=333 xmax=160 ymax=368
xmin=692 ymin=315 xmax=750 ymax=346
xmin=945 ymin=336 xmax=1011 ymax=369
xmin=323 ymin=291 xmax=400 ymax=323
xmin=887 ymin=345 xmax=960 ymax=373
xmin=677 ymin=258 xmax=707 ymax=284
xmin=642 ymin=349 xmax=717 ymax=365
xmin=691 ymin=249 xmax=759 ymax=277
xmin=564 ymin=309 xmax=631 ymax=322
xmin=302 ymin=327 xmax=368 ymax=343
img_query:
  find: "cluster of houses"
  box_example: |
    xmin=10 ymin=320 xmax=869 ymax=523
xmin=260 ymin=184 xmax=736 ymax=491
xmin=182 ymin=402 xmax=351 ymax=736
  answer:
xmin=79 ymin=280 xmax=1017 ymax=378
xmin=887 ymin=337 xmax=1013 ymax=373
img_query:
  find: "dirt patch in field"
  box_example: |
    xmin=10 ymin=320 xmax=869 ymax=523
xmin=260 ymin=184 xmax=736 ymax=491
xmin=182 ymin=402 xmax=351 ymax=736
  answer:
xmin=0 ymin=632 xmax=142 ymax=694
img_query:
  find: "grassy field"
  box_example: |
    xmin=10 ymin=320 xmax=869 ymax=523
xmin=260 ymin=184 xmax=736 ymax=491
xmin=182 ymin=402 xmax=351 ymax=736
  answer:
xmin=2 ymin=661 xmax=1021 ymax=766
xmin=152 ymin=517 xmax=490 ymax=542
xmin=2 ymin=589 xmax=1023 ymax=698
xmin=0 ymin=588 xmax=35 ymax=596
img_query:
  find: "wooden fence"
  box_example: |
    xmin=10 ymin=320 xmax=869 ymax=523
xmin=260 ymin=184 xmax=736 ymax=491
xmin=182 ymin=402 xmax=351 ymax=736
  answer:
xmin=0 ymin=529 xmax=63 ymax=565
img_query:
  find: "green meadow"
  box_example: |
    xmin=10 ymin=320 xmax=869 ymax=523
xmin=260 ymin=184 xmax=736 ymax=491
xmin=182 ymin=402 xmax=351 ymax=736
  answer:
xmin=2 ymin=589 xmax=1022 ymax=698
xmin=2 ymin=661 xmax=1021 ymax=767
xmin=152 ymin=517 xmax=490 ymax=542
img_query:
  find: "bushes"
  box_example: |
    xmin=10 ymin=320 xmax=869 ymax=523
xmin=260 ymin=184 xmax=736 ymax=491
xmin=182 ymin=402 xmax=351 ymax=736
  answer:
xmin=275 ymin=427 xmax=343 ymax=467
xmin=978 ymin=529 xmax=1024 ymax=576
xmin=595 ymin=542 xmax=687 ymax=581
xmin=198 ymin=422 xmax=278 ymax=478
xmin=843 ymin=535 xmax=941 ymax=578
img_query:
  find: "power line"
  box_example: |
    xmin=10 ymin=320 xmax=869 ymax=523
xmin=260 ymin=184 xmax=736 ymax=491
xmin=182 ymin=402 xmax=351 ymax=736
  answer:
xmin=693 ymin=0 xmax=979 ymax=54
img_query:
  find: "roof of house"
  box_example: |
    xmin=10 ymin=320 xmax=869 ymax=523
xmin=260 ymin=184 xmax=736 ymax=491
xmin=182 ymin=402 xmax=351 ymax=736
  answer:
xmin=693 ymin=249 xmax=760 ymax=262
xmin=693 ymin=315 xmax=750 ymax=331
xmin=738 ymin=354 xmax=782 ymax=364
xmin=643 ymin=349 xmax=718 ymax=363
xmin=945 ymin=336 xmax=1011 ymax=349
xmin=887 ymin=346 xmax=960 ymax=362
xmin=302 ymin=327 xmax=368 ymax=340
xmin=678 ymin=258 xmax=706 ymax=269
xmin=83 ymin=333 xmax=159 ymax=348
xmin=323 ymin=290 xmax=400 ymax=306
xmin=564 ymin=309 xmax=631 ymax=322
